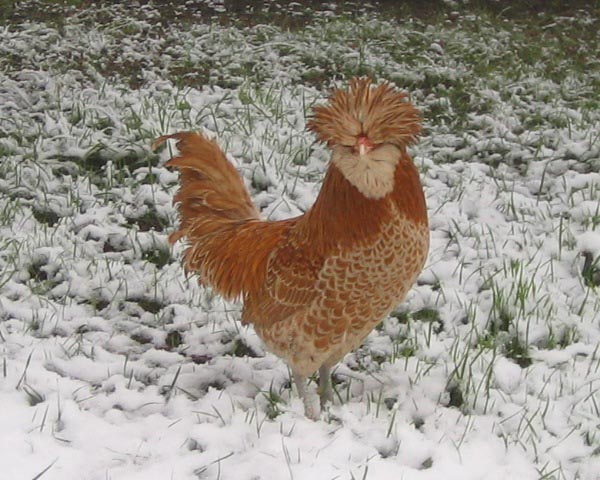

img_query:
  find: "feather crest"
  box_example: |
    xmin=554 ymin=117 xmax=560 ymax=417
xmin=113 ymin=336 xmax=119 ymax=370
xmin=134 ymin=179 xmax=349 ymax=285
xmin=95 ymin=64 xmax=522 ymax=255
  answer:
xmin=307 ymin=78 xmax=421 ymax=148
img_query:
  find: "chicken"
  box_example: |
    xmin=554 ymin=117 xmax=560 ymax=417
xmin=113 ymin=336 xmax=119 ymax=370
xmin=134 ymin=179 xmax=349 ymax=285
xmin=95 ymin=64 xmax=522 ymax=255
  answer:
xmin=153 ymin=78 xmax=429 ymax=419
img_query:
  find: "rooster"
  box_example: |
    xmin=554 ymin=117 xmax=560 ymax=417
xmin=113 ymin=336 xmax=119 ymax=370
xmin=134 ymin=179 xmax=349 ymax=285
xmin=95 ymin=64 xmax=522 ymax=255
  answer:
xmin=153 ymin=78 xmax=429 ymax=419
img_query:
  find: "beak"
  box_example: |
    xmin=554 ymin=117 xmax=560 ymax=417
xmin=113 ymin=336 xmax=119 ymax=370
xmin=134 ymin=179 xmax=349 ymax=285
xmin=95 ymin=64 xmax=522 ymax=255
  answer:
xmin=356 ymin=135 xmax=374 ymax=156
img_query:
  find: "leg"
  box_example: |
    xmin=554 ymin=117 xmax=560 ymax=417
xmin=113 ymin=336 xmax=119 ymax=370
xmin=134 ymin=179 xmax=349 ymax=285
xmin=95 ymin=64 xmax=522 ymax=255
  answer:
xmin=318 ymin=365 xmax=333 ymax=410
xmin=293 ymin=371 xmax=319 ymax=420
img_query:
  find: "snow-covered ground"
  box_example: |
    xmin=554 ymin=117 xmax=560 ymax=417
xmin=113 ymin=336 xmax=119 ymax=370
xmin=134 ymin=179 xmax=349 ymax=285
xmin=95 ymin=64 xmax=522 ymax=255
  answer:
xmin=1 ymin=2 xmax=599 ymax=479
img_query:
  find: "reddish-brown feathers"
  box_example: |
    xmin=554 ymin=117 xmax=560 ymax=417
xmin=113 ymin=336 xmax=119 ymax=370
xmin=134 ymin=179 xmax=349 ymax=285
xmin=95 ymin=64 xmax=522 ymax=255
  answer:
xmin=152 ymin=132 xmax=291 ymax=301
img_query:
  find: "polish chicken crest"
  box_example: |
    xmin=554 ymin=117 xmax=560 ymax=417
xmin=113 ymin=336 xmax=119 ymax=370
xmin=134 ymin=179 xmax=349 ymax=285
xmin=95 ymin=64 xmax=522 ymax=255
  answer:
xmin=153 ymin=78 xmax=429 ymax=420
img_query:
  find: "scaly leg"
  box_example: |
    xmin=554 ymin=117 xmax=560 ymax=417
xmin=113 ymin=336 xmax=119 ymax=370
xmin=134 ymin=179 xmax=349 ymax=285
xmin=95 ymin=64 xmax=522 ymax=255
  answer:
xmin=318 ymin=365 xmax=333 ymax=410
xmin=293 ymin=371 xmax=319 ymax=420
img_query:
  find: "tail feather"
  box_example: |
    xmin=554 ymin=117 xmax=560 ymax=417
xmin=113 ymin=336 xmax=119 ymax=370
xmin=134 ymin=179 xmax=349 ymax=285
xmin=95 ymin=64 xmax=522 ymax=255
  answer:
xmin=153 ymin=132 xmax=259 ymax=228
xmin=154 ymin=131 xmax=287 ymax=301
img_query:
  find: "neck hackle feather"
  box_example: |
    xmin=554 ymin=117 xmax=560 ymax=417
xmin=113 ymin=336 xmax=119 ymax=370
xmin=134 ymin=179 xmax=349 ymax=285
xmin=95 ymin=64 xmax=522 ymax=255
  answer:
xmin=306 ymin=77 xmax=421 ymax=148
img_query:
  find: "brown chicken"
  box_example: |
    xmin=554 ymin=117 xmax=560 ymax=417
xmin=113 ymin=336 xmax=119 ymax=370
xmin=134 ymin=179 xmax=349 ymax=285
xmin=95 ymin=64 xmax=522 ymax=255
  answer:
xmin=153 ymin=78 xmax=429 ymax=419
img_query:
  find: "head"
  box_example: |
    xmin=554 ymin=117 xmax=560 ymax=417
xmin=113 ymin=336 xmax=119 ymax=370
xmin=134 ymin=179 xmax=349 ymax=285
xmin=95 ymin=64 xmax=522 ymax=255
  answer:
xmin=307 ymin=78 xmax=421 ymax=199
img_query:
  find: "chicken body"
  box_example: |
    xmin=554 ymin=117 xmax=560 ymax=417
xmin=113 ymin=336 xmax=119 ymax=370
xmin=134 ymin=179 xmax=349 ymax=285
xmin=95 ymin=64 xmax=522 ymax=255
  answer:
xmin=154 ymin=78 xmax=429 ymax=419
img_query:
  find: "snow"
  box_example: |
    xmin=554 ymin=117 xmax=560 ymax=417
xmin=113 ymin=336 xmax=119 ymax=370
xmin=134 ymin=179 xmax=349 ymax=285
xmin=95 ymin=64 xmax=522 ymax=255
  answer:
xmin=0 ymin=2 xmax=599 ymax=480
xmin=579 ymin=231 xmax=600 ymax=256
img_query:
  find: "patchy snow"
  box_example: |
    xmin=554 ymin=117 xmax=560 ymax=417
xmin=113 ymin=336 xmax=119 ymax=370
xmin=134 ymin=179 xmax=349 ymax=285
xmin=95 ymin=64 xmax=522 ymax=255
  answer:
xmin=0 ymin=2 xmax=599 ymax=480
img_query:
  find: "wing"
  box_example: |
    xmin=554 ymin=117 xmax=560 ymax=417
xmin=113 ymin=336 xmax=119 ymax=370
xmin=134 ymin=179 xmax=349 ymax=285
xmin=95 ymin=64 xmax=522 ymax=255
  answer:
xmin=242 ymin=227 xmax=325 ymax=327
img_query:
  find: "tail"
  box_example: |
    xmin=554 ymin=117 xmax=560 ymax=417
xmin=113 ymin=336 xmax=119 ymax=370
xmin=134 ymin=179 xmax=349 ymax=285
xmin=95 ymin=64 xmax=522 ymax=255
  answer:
xmin=153 ymin=131 xmax=258 ymax=229
xmin=154 ymin=132 xmax=285 ymax=300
